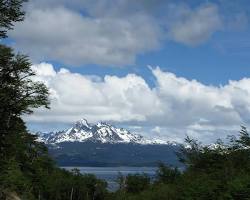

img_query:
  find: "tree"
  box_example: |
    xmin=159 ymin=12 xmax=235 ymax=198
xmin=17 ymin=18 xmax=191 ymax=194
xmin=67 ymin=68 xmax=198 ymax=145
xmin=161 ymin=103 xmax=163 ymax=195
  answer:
xmin=0 ymin=44 xmax=49 ymax=159
xmin=0 ymin=0 xmax=27 ymax=38
xmin=0 ymin=45 xmax=50 ymax=198
xmin=125 ymin=173 xmax=150 ymax=194
xmin=0 ymin=1 xmax=52 ymax=198
xmin=0 ymin=1 xmax=110 ymax=199
xmin=116 ymin=172 xmax=126 ymax=191
xmin=155 ymin=162 xmax=180 ymax=184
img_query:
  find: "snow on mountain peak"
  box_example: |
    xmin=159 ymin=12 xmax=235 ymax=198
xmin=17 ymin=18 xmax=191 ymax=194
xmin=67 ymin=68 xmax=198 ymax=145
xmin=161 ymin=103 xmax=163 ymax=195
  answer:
xmin=75 ymin=118 xmax=91 ymax=129
xmin=37 ymin=119 xmax=171 ymax=145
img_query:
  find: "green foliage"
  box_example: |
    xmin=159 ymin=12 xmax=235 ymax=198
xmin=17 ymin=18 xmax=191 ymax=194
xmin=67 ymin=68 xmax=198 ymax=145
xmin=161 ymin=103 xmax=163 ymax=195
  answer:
xmin=116 ymin=172 xmax=126 ymax=191
xmin=0 ymin=43 xmax=52 ymax=198
xmin=0 ymin=44 xmax=50 ymax=117
xmin=39 ymin=168 xmax=108 ymax=200
xmin=0 ymin=44 xmax=50 ymax=163
xmin=0 ymin=43 xmax=108 ymax=200
xmin=0 ymin=159 xmax=32 ymax=195
xmin=108 ymin=126 xmax=250 ymax=200
xmin=0 ymin=0 xmax=27 ymax=38
xmin=155 ymin=162 xmax=180 ymax=184
xmin=124 ymin=173 xmax=150 ymax=194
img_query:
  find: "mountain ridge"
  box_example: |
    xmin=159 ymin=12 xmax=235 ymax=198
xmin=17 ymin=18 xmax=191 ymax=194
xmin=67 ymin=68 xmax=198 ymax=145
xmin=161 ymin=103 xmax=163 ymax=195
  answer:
xmin=37 ymin=118 xmax=173 ymax=145
xmin=36 ymin=119 xmax=181 ymax=167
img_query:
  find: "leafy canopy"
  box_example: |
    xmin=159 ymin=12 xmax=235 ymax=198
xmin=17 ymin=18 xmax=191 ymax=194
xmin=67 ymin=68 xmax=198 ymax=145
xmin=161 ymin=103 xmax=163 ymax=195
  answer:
xmin=0 ymin=0 xmax=27 ymax=38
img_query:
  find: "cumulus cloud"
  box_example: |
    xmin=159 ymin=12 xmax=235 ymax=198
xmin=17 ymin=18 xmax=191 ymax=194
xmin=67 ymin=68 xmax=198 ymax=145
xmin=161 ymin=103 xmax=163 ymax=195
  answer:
xmin=28 ymin=62 xmax=161 ymax=123
xmin=25 ymin=63 xmax=250 ymax=143
xmin=8 ymin=1 xmax=225 ymax=66
xmin=168 ymin=4 xmax=222 ymax=46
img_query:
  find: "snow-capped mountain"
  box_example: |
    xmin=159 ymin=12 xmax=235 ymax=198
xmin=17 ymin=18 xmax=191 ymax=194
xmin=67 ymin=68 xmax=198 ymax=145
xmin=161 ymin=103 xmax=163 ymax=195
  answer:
xmin=36 ymin=119 xmax=181 ymax=167
xmin=37 ymin=119 xmax=170 ymax=145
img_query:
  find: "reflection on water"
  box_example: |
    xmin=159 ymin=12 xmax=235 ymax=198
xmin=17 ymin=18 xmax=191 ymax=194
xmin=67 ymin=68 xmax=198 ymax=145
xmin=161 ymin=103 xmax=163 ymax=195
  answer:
xmin=63 ymin=166 xmax=157 ymax=191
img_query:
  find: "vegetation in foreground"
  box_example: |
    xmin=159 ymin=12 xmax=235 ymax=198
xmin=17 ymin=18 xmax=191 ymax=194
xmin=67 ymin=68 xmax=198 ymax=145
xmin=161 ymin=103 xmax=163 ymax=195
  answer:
xmin=107 ymin=127 xmax=250 ymax=200
xmin=1 ymin=1 xmax=250 ymax=199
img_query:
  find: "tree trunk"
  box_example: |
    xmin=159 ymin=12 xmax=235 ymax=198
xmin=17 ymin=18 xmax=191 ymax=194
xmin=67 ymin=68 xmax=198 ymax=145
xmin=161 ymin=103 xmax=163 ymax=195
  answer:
xmin=70 ymin=187 xmax=74 ymax=200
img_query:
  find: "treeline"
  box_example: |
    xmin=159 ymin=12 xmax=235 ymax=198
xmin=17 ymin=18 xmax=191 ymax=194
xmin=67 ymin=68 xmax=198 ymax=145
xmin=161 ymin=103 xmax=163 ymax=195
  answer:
xmin=105 ymin=127 xmax=250 ymax=199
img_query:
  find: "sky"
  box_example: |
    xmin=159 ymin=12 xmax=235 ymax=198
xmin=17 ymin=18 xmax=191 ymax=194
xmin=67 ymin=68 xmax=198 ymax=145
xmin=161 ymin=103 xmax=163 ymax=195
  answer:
xmin=3 ymin=0 xmax=250 ymax=143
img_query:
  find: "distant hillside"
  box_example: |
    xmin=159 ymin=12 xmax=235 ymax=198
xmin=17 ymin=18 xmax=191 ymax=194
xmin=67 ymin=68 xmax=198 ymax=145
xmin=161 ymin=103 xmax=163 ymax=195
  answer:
xmin=48 ymin=141 xmax=181 ymax=167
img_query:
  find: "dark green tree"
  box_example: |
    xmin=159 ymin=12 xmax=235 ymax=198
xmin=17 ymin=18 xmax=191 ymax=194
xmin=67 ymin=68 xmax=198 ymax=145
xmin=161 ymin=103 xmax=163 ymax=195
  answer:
xmin=0 ymin=1 xmax=52 ymax=198
xmin=116 ymin=172 xmax=126 ymax=191
xmin=0 ymin=1 xmax=109 ymax=199
xmin=0 ymin=0 xmax=27 ymax=38
xmin=125 ymin=173 xmax=150 ymax=194
xmin=0 ymin=44 xmax=50 ymax=159
xmin=155 ymin=162 xmax=180 ymax=184
xmin=108 ymin=128 xmax=250 ymax=200
xmin=0 ymin=44 xmax=51 ymax=198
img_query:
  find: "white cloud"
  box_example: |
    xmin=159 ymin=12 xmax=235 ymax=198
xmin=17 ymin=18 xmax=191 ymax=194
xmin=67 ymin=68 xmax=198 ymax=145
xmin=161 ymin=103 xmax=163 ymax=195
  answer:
xmin=168 ymin=4 xmax=222 ymax=46
xmin=25 ymin=63 xmax=250 ymax=143
xmin=28 ymin=63 xmax=161 ymax=123
xmin=10 ymin=6 xmax=162 ymax=66
xmin=8 ymin=1 xmax=226 ymax=66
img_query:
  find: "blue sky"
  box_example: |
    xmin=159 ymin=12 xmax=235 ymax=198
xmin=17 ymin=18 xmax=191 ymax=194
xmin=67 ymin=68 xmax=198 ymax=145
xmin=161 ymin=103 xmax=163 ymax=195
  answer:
xmin=4 ymin=0 xmax=250 ymax=143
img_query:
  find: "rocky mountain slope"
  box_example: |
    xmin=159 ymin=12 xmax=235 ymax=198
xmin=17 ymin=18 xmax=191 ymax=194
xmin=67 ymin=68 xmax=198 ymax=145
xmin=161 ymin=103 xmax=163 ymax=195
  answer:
xmin=37 ymin=119 xmax=170 ymax=145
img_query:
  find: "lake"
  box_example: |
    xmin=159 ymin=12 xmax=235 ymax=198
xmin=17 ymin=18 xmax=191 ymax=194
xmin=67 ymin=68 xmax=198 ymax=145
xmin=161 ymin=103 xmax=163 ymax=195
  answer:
xmin=63 ymin=166 xmax=157 ymax=191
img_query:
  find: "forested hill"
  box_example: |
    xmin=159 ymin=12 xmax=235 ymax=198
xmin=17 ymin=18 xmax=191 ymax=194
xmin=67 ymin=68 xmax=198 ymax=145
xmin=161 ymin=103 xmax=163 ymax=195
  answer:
xmin=47 ymin=141 xmax=180 ymax=167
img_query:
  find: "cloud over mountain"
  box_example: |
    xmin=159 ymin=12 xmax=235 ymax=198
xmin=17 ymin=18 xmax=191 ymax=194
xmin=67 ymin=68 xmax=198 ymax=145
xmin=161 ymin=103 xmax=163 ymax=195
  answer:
xmin=26 ymin=63 xmax=250 ymax=143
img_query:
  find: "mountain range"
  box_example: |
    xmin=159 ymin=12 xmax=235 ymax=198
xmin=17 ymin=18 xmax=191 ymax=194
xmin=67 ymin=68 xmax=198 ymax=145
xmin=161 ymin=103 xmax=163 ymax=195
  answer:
xmin=37 ymin=118 xmax=171 ymax=145
xmin=36 ymin=119 xmax=180 ymax=167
